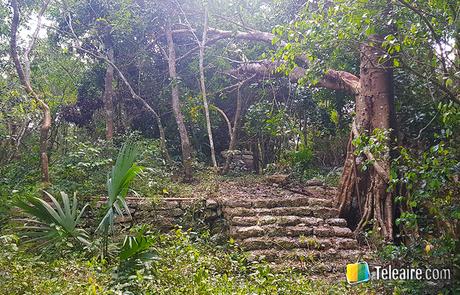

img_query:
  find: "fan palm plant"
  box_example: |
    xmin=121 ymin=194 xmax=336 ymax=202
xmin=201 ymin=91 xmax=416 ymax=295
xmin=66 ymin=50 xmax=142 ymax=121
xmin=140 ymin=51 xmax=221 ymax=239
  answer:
xmin=15 ymin=191 xmax=89 ymax=250
xmin=97 ymin=141 xmax=143 ymax=257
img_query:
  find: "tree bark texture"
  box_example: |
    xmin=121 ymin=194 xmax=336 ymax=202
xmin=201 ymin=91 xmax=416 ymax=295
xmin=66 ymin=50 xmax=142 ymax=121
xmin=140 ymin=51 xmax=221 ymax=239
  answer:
xmin=166 ymin=22 xmax=193 ymax=181
xmin=103 ymin=44 xmax=115 ymax=140
xmin=336 ymin=36 xmax=394 ymax=240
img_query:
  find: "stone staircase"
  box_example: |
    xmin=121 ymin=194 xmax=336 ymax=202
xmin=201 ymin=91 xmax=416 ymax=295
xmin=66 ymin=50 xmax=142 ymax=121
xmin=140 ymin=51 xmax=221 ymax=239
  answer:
xmin=219 ymin=184 xmax=363 ymax=275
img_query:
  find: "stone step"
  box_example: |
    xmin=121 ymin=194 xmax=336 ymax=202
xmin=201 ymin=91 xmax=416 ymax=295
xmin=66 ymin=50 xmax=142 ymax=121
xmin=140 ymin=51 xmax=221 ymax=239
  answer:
xmin=238 ymin=236 xmax=358 ymax=251
xmin=222 ymin=206 xmax=339 ymax=219
xmin=230 ymin=215 xmax=347 ymax=227
xmin=222 ymin=197 xmax=333 ymax=209
xmin=230 ymin=224 xmax=354 ymax=239
xmin=217 ymin=183 xmax=363 ymax=275
xmin=247 ymin=248 xmax=363 ymax=262
xmin=284 ymin=185 xmax=338 ymax=196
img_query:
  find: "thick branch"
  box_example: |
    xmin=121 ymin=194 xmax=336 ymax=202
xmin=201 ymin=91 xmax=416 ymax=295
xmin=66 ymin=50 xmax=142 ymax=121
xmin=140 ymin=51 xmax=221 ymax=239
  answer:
xmin=171 ymin=26 xmax=279 ymax=44
xmin=174 ymin=27 xmax=283 ymax=62
xmin=207 ymin=27 xmax=280 ymax=44
xmin=317 ymin=70 xmax=360 ymax=95
xmin=170 ymin=24 xmax=360 ymax=94
xmin=231 ymin=60 xmax=359 ymax=95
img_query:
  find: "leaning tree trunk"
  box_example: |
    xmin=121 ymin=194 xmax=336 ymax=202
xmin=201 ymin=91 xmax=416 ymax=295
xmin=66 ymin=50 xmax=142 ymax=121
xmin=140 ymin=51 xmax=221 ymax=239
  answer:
xmin=165 ymin=22 xmax=193 ymax=181
xmin=10 ymin=0 xmax=51 ymax=185
xmin=336 ymin=36 xmax=395 ymax=241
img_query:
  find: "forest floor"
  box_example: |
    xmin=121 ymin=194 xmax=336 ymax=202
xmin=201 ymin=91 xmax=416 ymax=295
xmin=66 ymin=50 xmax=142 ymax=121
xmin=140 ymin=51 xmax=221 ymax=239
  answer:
xmin=166 ymin=171 xmax=336 ymax=199
xmin=0 ymin=173 xmax=436 ymax=294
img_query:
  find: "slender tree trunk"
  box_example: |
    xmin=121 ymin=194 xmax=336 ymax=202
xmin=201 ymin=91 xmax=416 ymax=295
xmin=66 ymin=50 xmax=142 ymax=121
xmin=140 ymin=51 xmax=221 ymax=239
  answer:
xmin=336 ymin=36 xmax=395 ymax=240
xmin=155 ymin=113 xmax=172 ymax=164
xmin=165 ymin=22 xmax=193 ymax=181
xmin=103 ymin=45 xmax=114 ymax=140
xmin=10 ymin=0 xmax=51 ymax=185
xmin=223 ymin=86 xmax=243 ymax=174
xmin=210 ymin=105 xmax=232 ymax=142
xmin=98 ymin=21 xmax=115 ymax=141
xmin=199 ymin=5 xmax=217 ymax=169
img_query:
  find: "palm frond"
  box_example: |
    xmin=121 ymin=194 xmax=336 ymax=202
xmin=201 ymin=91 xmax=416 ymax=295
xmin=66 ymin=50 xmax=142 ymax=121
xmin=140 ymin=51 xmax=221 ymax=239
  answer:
xmin=97 ymin=141 xmax=143 ymax=236
xmin=15 ymin=191 xmax=89 ymax=250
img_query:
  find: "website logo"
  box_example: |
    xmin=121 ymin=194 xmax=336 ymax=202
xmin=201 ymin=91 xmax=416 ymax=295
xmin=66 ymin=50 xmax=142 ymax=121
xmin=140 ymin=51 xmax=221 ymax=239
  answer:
xmin=346 ymin=261 xmax=370 ymax=284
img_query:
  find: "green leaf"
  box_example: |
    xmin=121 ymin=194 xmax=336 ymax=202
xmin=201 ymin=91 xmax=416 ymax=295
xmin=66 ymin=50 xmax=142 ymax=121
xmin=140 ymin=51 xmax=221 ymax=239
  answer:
xmin=15 ymin=191 xmax=89 ymax=250
xmin=98 ymin=141 xmax=142 ymax=244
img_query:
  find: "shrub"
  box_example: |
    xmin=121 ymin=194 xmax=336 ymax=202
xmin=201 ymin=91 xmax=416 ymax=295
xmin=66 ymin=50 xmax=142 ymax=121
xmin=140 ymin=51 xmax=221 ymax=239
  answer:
xmin=0 ymin=235 xmax=111 ymax=295
xmin=15 ymin=191 xmax=89 ymax=252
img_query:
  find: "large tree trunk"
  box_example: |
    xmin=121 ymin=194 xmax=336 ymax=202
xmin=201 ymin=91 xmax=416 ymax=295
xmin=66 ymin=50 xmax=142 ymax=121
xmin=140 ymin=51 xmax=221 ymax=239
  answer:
xmin=10 ymin=0 xmax=51 ymax=185
xmin=336 ymin=36 xmax=395 ymax=241
xmin=103 ymin=44 xmax=114 ymax=140
xmin=199 ymin=6 xmax=217 ymax=169
xmin=165 ymin=22 xmax=193 ymax=181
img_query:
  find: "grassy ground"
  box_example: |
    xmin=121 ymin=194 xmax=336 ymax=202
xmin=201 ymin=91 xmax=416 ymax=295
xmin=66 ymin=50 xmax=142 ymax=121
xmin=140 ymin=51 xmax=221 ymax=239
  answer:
xmin=2 ymin=228 xmax=450 ymax=295
xmin=0 ymin=230 xmax=393 ymax=295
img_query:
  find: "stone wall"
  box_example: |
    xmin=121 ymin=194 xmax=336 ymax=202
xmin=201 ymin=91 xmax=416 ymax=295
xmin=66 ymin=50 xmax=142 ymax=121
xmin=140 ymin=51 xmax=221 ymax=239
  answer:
xmin=87 ymin=197 xmax=222 ymax=232
xmin=125 ymin=197 xmax=221 ymax=230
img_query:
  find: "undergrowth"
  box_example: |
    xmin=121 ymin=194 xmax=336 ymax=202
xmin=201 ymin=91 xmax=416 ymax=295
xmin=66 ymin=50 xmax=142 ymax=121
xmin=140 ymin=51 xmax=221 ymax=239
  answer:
xmin=0 ymin=229 xmax=392 ymax=295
